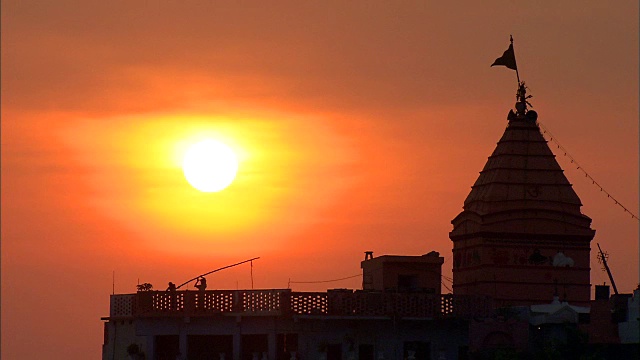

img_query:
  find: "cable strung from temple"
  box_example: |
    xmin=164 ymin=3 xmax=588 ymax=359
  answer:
xmin=538 ymin=121 xmax=639 ymax=221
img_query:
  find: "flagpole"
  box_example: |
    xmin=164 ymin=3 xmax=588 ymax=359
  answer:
xmin=511 ymin=35 xmax=521 ymax=85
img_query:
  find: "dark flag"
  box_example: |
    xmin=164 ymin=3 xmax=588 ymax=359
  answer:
xmin=491 ymin=43 xmax=517 ymax=70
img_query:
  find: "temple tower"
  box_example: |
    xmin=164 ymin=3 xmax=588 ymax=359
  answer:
xmin=450 ymin=84 xmax=595 ymax=307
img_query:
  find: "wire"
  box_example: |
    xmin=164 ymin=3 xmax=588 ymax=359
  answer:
xmin=537 ymin=121 xmax=639 ymax=221
xmin=441 ymin=280 xmax=453 ymax=293
xmin=289 ymin=270 xmax=454 ymax=296
xmin=289 ymin=273 xmax=362 ymax=284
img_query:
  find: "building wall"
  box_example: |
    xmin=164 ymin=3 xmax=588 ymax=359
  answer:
xmin=105 ymin=315 xmax=469 ymax=360
xmin=102 ymin=319 xmax=148 ymax=360
xmin=380 ymin=263 xmax=442 ymax=294
xmin=618 ymin=289 xmax=640 ymax=344
xmin=452 ymin=236 xmax=591 ymax=306
xmin=361 ymin=254 xmax=444 ymax=294
xmin=578 ymin=299 xmax=620 ymax=344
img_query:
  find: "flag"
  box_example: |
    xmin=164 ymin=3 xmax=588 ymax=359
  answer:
xmin=491 ymin=43 xmax=517 ymax=70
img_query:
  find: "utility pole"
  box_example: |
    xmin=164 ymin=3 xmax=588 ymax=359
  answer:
xmin=597 ymin=243 xmax=619 ymax=295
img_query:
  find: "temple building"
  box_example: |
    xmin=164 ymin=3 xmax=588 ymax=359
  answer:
xmin=450 ymin=84 xmax=595 ymax=307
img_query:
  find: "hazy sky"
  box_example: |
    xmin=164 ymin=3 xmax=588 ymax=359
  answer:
xmin=2 ymin=1 xmax=638 ymax=358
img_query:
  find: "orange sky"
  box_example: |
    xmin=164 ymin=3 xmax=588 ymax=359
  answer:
xmin=2 ymin=1 xmax=638 ymax=358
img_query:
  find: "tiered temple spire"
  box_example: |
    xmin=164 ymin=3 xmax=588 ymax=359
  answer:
xmin=449 ymin=40 xmax=595 ymax=306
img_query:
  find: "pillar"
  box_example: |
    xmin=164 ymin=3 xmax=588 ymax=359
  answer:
xmin=145 ymin=335 xmax=155 ymax=360
xmin=268 ymin=330 xmax=277 ymax=360
xmin=234 ymin=316 xmax=242 ymax=360
xmin=179 ymin=327 xmax=188 ymax=359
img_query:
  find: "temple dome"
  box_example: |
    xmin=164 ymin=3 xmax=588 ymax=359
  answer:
xmin=450 ymin=115 xmax=595 ymax=239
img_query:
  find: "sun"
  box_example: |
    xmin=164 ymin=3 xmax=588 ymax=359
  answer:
xmin=182 ymin=139 xmax=239 ymax=192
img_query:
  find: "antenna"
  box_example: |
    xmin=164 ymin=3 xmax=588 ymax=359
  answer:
xmin=597 ymin=243 xmax=619 ymax=295
xmin=250 ymin=260 xmax=254 ymax=289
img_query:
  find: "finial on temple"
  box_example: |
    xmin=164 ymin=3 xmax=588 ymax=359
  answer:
xmin=516 ymin=81 xmax=533 ymax=114
xmin=508 ymin=81 xmax=537 ymax=122
xmin=492 ymin=36 xmax=537 ymax=121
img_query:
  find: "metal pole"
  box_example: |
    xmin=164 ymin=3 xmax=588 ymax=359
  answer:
xmin=176 ymin=257 xmax=260 ymax=289
xmin=597 ymin=243 xmax=619 ymax=295
xmin=510 ymin=35 xmax=521 ymax=86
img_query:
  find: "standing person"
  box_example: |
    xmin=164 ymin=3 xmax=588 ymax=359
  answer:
xmin=166 ymin=282 xmax=177 ymax=310
xmin=195 ymin=277 xmax=207 ymax=291
xmin=194 ymin=277 xmax=207 ymax=310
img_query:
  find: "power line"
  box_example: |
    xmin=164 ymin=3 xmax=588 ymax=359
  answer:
xmin=537 ymin=121 xmax=639 ymax=221
xmin=288 ymin=273 xmax=362 ymax=287
xmin=440 ymin=273 xmax=453 ymax=293
xmin=441 ymin=280 xmax=453 ymax=293
xmin=287 ymin=271 xmax=455 ymax=297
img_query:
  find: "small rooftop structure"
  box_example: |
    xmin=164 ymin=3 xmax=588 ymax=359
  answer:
xmin=360 ymin=251 xmax=444 ymax=294
xmin=529 ymin=296 xmax=590 ymax=326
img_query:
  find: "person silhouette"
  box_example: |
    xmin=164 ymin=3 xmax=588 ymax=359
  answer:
xmin=195 ymin=277 xmax=207 ymax=291
xmin=194 ymin=277 xmax=207 ymax=310
xmin=166 ymin=282 xmax=177 ymax=310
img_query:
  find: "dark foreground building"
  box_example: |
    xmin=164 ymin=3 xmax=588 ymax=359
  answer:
xmin=102 ymin=88 xmax=639 ymax=359
xmin=102 ymin=262 xmax=639 ymax=360
xmin=103 ymin=282 xmax=489 ymax=359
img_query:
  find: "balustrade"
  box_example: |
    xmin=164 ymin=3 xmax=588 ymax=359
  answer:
xmin=112 ymin=290 xmax=491 ymax=318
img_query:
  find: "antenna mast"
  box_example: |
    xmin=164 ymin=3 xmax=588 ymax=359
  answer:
xmin=597 ymin=243 xmax=619 ymax=295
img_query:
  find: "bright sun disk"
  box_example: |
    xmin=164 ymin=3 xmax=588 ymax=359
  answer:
xmin=182 ymin=139 xmax=238 ymax=192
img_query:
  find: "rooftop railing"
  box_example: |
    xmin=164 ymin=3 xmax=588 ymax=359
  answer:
xmin=109 ymin=289 xmax=492 ymax=319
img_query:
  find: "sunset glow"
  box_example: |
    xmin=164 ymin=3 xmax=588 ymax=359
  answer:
xmin=2 ymin=1 xmax=637 ymax=359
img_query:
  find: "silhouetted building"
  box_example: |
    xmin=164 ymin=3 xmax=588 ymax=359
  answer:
xmin=102 ymin=255 xmax=491 ymax=360
xmin=450 ymin=103 xmax=595 ymax=307
xmin=361 ymin=251 xmax=444 ymax=294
